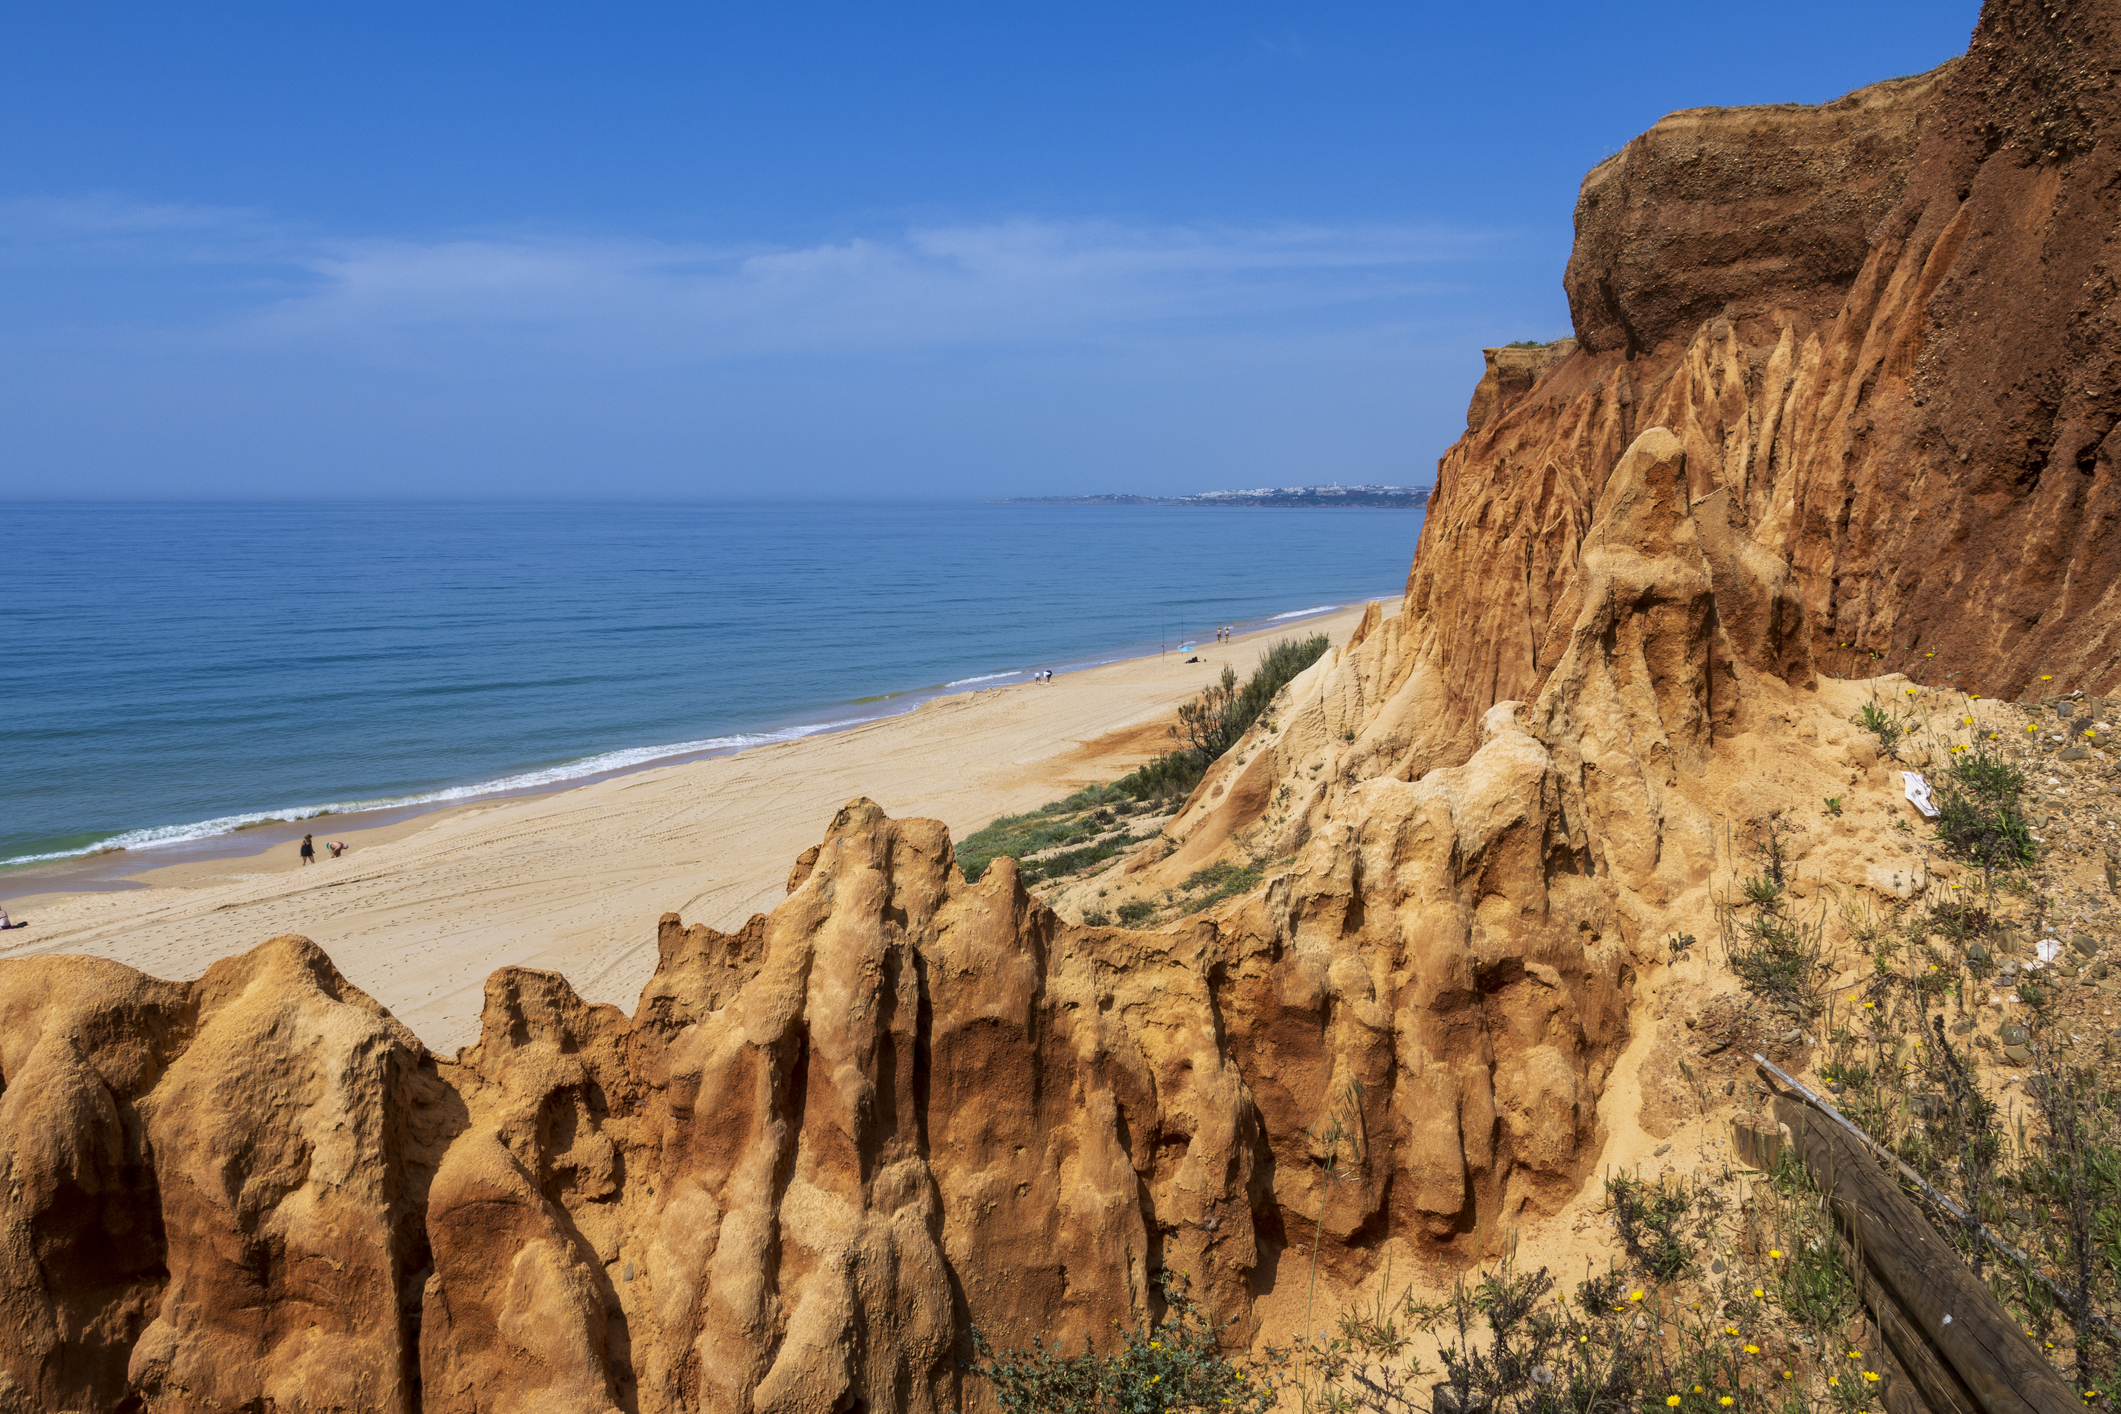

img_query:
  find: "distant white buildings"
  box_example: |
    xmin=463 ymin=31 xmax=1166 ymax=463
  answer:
xmin=1188 ymin=483 xmax=1419 ymax=500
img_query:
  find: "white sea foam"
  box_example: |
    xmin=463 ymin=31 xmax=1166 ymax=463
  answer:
xmin=945 ymin=671 xmax=1023 ymax=687
xmin=0 ymin=716 xmax=873 ymax=871
xmin=1270 ymin=604 xmax=1339 ymax=620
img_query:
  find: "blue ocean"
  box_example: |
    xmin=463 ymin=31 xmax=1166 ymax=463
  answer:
xmin=2 ymin=501 xmax=1422 ymax=874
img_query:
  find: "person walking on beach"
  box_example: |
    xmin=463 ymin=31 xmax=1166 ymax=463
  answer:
xmin=299 ymin=833 xmax=315 ymax=866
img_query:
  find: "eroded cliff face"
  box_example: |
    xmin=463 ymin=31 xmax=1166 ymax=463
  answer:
xmin=0 ymin=941 xmax=451 ymax=1413
xmin=5 ymin=5 xmax=2114 ymax=1411
xmin=0 ymin=425 xmax=1802 ymax=1414
xmin=1427 ymin=0 xmax=2121 ymax=768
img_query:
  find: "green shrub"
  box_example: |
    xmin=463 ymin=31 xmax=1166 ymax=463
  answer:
xmin=1114 ymin=749 xmax=1209 ymax=804
xmin=1934 ymin=738 xmax=2035 ymax=873
xmin=1026 ymin=840 xmax=1129 ymax=885
xmin=956 ymin=785 xmax=1146 ymax=883
xmin=1178 ymin=860 xmax=1263 ymax=910
xmin=1720 ymin=816 xmax=1826 ymax=1012
xmin=1857 ymin=700 xmax=1910 ymax=759
xmin=1117 ymin=900 xmax=1157 ymax=926
xmin=1605 ymin=1175 xmax=1704 ymax=1283
xmin=1164 ymin=634 xmax=1332 ymax=786
xmin=968 ymin=1270 xmax=1273 ymax=1414
xmin=956 ymin=633 xmax=1331 ymax=883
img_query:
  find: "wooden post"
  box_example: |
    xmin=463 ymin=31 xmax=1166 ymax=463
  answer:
xmin=1770 ymin=1094 xmax=2080 ymax=1414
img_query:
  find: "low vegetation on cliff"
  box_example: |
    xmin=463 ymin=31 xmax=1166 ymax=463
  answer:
xmin=971 ymin=677 xmax=2121 ymax=1414
xmin=954 ymin=633 xmax=1329 ymax=890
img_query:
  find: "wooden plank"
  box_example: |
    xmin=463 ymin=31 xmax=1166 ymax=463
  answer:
xmin=1864 ymin=1277 xmax=1979 ymax=1414
xmin=1864 ymin=1310 xmax=1945 ymax=1414
xmin=1772 ymin=1095 xmax=2080 ymax=1414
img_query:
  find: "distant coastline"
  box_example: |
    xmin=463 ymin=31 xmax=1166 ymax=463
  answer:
xmin=996 ymin=483 xmax=1429 ymax=509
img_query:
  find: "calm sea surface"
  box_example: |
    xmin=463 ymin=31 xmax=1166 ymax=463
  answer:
xmin=1 ymin=501 xmax=1423 ymax=869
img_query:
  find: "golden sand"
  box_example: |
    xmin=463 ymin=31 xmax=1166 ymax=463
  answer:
xmin=0 ymin=605 xmax=1374 ymax=1051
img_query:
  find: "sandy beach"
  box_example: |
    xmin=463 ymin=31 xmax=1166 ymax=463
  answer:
xmin=0 ymin=604 xmax=1374 ymax=1051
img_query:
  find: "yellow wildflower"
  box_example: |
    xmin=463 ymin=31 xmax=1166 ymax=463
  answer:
xmin=1667 ymin=1399 xmax=1682 ymax=1408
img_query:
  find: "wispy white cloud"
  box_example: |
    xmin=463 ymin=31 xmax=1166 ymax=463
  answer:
xmin=0 ymin=194 xmax=1554 ymax=495
xmin=0 ymin=194 xmax=292 ymax=265
xmin=0 ymin=197 xmax=1497 ymax=366
xmin=267 ymin=219 xmax=1485 ymax=362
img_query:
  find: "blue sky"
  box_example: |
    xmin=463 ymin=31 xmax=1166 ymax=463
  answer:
xmin=1 ymin=3 xmax=1978 ymax=499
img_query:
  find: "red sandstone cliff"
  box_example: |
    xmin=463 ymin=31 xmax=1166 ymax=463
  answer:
xmin=1421 ymin=0 xmax=2121 ymax=774
xmin=5 ymin=3 xmax=2119 ymax=1411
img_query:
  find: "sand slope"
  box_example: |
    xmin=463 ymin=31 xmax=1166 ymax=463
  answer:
xmin=0 ymin=607 xmax=1370 ymax=1051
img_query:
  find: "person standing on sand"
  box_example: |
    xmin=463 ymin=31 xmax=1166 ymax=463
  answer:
xmin=299 ymin=833 xmax=315 ymax=866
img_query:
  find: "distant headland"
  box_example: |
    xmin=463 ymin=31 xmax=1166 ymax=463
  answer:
xmin=996 ymin=482 xmax=1430 ymax=508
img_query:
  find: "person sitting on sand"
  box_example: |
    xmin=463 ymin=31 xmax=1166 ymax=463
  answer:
xmin=0 ymin=907 xmax=19 ymax=930
xmin=300 ymin=833 xmax=315 ymax=866
xmin=327 ymin=841 xmax=349 ymax=858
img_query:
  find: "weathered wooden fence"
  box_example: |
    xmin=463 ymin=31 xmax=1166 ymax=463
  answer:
xmin=1735 ymin=1062 xmax=2081 ymax=1414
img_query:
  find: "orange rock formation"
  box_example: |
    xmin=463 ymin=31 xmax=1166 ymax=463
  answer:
xmin=0 ymin=426 xmax=1813 ymax=1414
xmin=4 ymin=3 xmax=2116 ymax=1409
